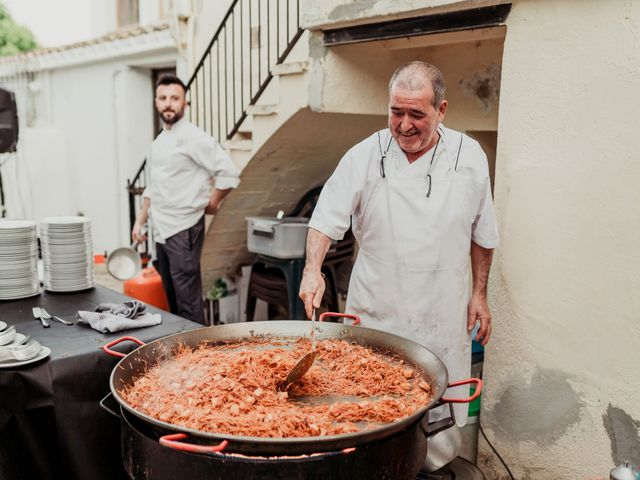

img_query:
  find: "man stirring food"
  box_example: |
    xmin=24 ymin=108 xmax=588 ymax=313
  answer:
xmin=299 ymin=61 xmax=498 ymax=425
xmin=132 ymin=75 xmax=240 ymax=324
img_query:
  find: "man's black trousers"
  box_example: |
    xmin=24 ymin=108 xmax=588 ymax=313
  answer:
xmin=155 ymin=216 xmax=205 ymax=324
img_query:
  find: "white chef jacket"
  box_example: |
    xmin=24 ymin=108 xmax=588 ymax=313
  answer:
xmin=143 ymin=117 xmax=240 ymax=243
xmin=310 ymin=125 xmax=499 ymax=425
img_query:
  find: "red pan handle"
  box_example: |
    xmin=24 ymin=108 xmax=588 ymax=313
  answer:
xmin=159 ymin=433 xmax=228 ymax=454
xmin=440 ymin=378 xmax=483 ymax=403
xmin=102 ymin=336 xmax=146 ymax=358
xmin=318 ymin=312 xmax=361 ymax=326
xmin=160 ymin=433 xmax=355 ymax=457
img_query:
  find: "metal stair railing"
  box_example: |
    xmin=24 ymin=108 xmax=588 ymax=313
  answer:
xmin=187 ymin=0 xmax=303 ymax=141
xmin=126 ymin=0 xmax=304 ymax=243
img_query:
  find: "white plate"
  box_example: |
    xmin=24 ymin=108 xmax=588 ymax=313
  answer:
xmin=0 ymin=326 xmax=17 ymax=345
xmin=44 ymin=284 xmax=94 ymax=292
xmin=0 ymin=346 xmax=51 ymax=368
xmin=40 ymin=216 xmax=90 ymax=225
xmin=0 ymin=220 xmax=37 ymax=230
xmin=0 ymin=289 xmax=40 ymax=300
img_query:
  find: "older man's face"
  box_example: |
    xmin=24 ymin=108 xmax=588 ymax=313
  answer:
xmin=388 ymin=84 xmax=447 ymax=161
xmin=155 ymin=83 xmax=187 ymax=125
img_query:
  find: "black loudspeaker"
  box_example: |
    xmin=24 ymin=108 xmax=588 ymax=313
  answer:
xmin=0 ymin=87 xmax=18 ymax=153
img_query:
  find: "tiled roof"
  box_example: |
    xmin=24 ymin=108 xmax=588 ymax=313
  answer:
xmin=0 ymin=22 xmax=176 ymax=75
xmin=0 ymin=23 xmax=170 ymax=63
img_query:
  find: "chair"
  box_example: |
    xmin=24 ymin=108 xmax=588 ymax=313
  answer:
xmin=245 ymin=256 xmax=338 ymax=320
xmin=245 ymin=186 xmax=353 ymax=321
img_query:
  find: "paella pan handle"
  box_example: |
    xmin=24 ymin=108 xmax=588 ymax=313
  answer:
xmin=318 ymin=312 xmax=361 ymax=326
xmin=423 ymin=378 xmax=482 ymax=438
xmin=102 ymin=336 xmax=146 ymax=358
xmin=440 ymin=378 xmax=483 ymax=403
xmin=159 ymin=433 xmax=229 ymax=454
xmin=159 ymin=433 xmax=358 ymax=458
xmin=99 ymin=392 xmax=121 ymax=419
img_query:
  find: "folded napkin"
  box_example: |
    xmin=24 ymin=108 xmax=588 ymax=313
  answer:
xmin=0 ymin=340 xmax=42 ymax=363
xmin=77 ymin=301 xmax=161 ymax=333
xmin=95 ymin=301 xmax=147 ymax=318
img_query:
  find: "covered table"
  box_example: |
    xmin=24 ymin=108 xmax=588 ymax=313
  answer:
xmin=0 ymin=285 xmax=201 ymax=480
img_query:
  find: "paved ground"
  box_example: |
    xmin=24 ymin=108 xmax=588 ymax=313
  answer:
xmin=94 ymin=262 xmax=124 ymax=293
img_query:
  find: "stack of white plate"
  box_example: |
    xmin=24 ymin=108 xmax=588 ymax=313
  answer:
xmin=40 ymin=216 xmax=95 ymax=292
xmin=0 ymin=220 xmax=39 ymax=300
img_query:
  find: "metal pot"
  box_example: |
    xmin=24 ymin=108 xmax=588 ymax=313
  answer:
xmin=116 ymin=405 xmax=429 ymax=480
xmin=106 ymin=241 xmax=142 ymax=280
xmin=102 ymin=313 xmax=481 ymax=479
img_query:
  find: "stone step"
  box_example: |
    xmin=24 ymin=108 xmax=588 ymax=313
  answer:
xmin=271 ymin=60 xmax=309 ymax=76
xmin=247 ymin=104 xmax=278 ymax=116
xmin=222 ymin=139 xmax=253 ymax=152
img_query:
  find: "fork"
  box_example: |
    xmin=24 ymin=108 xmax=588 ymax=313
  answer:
xmin=39 ymin=308 xmax=74 ymax=326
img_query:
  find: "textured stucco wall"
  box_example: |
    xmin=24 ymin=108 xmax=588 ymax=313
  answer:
xmin=481 ymin=0 xmax=640 ymax=478
xmin=311 ymin=31 xmax=503 ymax=132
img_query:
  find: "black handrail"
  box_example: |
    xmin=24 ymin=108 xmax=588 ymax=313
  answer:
xmin=186 ymin=0 xmax=303 ymax=141
xmin=126 ymin=0 xmax=304 ymax=244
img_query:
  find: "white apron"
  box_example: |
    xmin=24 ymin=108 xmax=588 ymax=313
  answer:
xmin=347 ymin=129 xmax=477 ymax=426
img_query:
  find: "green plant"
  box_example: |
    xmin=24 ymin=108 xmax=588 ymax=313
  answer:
xmin=0 ymin=3 xmax=38 ymax=57
xmin=206 ymin=278 xmax=229 ymax=301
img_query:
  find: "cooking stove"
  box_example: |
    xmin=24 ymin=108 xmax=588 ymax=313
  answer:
xmin=416 ymin=457 xmax=485 ymax=480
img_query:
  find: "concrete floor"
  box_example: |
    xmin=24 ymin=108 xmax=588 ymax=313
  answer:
xmin=94 ymin=262 xmax=124 ymax=293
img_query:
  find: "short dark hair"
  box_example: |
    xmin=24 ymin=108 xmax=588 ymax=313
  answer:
xmin=155 ymin=74 xmax=187 ymax=95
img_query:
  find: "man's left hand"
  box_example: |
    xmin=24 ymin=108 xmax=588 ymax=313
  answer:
xmin=467 ymin=293 xmax=492 ymax=346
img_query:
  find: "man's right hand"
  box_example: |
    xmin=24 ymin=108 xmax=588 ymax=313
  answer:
xmin=131 ymin=223 xmax=147 ymax=243
xmin=299 ymin=269 xmax=326 ymax=319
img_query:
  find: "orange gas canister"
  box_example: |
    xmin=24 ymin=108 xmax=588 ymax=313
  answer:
xmin=123 ymin=266 xmax=169 ymax=311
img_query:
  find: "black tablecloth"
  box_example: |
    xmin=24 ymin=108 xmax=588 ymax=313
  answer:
xmin=0 ymin=286 xmax=201 ymax=480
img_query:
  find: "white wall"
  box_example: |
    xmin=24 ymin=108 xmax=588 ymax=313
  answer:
xmin=91 ymin=0 xmax=173 ymax=37
xmin=91 ymin=0 xmax=117 ymax=38
xmin=480 ymin=0 xmax=640 ymax=478
xmin=314 ymin=31 xmax=503 ymax=132
xmin=42 ymin=63 xmax=155 ymax=253
xmin=2 ymin=128 xmax=72 ymax=220
xmin=192 ymin=0 xmax=234 ymax=66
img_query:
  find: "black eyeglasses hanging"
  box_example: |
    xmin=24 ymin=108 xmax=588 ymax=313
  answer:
xmin=378 ymin=130 xmax=442 ymax=197
xmin=377 ymin=131 xmax=393 ymax=178
xmin=423 ymin=136 xmax=442 ymax=198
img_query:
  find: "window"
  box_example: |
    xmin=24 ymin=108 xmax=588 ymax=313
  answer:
xmin=117 ymin=0 xmax=139 ymax=28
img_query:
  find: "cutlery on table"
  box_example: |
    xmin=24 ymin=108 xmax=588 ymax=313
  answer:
xmin=32 ymin=307 xmax=50 ymax=328
xmin=39 ymin=308 xmax=74 ymax=326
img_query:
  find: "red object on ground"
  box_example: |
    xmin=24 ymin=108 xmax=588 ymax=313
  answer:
xmin=94 ymin=254 xmax=105 ymax=264
xmin=124 ymin=266 xmax=169 ymax=311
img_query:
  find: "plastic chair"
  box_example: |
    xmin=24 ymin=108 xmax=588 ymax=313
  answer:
xmin=246 ymin=257 xmax=305 ymax=320
xmin=245 ymin=186 xmax=351 ymax=320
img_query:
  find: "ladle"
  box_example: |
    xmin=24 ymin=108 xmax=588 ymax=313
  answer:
xmin=277 ymin=309 xmax=317 ymax=391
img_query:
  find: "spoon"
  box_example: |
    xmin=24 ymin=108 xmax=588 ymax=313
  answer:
xmin=277 ymin=310 xmax=317 ymax=391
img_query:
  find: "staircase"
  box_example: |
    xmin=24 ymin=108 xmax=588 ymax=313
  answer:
xmin=127 ymin=0 xmax=308 ymax=277
xmin=186 ymin=0 xmax=305 ymax=144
